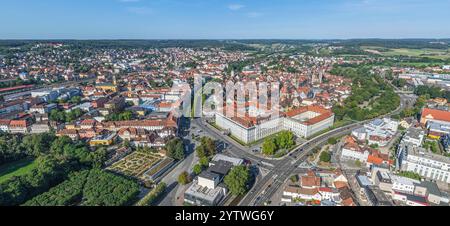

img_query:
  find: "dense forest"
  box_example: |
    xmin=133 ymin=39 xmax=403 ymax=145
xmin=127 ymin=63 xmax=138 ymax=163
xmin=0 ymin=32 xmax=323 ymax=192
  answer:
xmin=414 ymin=85 xmax=450 ymax=101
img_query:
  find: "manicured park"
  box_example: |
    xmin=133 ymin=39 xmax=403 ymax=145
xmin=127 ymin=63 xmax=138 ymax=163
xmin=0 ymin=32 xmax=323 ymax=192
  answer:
xmin=108 ymin=150 xmax=165 ymax=181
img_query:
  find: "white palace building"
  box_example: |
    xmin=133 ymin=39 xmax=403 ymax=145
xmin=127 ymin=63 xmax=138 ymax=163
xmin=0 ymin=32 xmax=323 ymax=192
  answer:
xmin=215 ymin=105 xmax=335 ymax=144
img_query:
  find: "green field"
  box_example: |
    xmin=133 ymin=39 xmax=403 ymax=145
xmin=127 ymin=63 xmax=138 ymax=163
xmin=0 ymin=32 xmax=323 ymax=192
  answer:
xmin=363 ymin=46 xmax=450 ymax=60
xmin=0 ymin=159 xmax=38 ymax=183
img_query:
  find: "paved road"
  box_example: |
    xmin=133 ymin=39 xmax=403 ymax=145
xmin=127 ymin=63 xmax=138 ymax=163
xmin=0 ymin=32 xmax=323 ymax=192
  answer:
xmin=239 ymin=93 xmax=411 ymax=206
xmin=158 ymin=147 xmax=197 ymax=206
xmin=158 ymin=118 xmax=198 ymax=206
xmin=240 ymin=124 xmax=360 ymax=206
xmin=191 ymin=118 xmax=279 ymax=166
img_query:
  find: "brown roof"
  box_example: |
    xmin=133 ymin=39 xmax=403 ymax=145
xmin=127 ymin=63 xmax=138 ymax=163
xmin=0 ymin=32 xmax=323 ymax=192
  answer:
xmin=58 ymin=129 xmax=79 ymax=135
xmin=80 ymin=119 xmax=96 ymax=126
xmin=334 ymin=181 xmax=349 ymax=189
xmin=118 ymin=127 xmax=147 ymax=136
xmin=158 ymin=102 xmax=173 ymax=108
xmin=342 ymin=197 xmax=356 ymax=206
xmin=286 ymin=106 xmax=334 ymax=126
xmin=339 ymin=187 xmax=353 ymax=200
xmin=0 ymin=119 xmax=11 ymax=126
xmin=301 ymin=175 xmax=321 ymax=188
xmin=284 ymin=186 xmax=320 ymax=196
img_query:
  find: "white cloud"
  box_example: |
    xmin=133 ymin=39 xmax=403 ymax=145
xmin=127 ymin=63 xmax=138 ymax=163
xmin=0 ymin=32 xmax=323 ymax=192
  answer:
xmin=228 ymin=4 xmax=245 ymax=11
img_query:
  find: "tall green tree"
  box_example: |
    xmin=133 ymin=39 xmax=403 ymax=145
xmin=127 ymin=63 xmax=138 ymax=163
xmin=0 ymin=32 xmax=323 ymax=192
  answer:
xmin=224 ymin=166 xmax=251 ymax=196
xmin=178 ymin=171 xmax=191 ymax=185
xmin=262 ymin=138 xmax=277 ymax=156
xmin=166 ymin=138 xmax=185 ymax=160
xmin=278 ymin=131 xmax=295 ymax=149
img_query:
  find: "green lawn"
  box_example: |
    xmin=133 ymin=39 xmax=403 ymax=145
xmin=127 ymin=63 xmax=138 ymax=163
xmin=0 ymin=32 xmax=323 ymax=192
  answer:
xmin=362 ymin=46 xmax=450 ymax=60
xmin=0 ymin=158 xmax=38 ymax=184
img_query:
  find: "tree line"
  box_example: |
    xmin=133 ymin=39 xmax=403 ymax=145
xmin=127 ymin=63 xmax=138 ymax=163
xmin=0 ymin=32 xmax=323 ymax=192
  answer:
xmin=414 ymin=85 xmax=450 ymax=101
xmin=23 ymin=169 xmax=139 ymax=206
xmin=0 ymin=133 xmax=108 ymax=206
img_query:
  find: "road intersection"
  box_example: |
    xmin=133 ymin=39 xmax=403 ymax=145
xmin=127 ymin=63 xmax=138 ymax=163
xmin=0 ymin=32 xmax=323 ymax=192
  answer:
xmin=158 ymin=92 xmax=413 ymax=206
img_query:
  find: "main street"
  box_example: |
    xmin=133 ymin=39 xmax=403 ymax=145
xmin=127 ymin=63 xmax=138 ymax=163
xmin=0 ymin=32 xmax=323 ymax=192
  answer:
xmin=158 ymin=118 xmax=198 ymax=206
xmin=191 ymin=118 xmax=279 ymax=166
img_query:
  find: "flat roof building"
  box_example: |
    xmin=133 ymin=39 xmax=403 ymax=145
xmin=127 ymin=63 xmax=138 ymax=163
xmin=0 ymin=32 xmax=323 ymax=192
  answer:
xmin=184 ymin=171 xmax=227 ymax=206
xmin=397 ymin=143 xmax=450 ymax=184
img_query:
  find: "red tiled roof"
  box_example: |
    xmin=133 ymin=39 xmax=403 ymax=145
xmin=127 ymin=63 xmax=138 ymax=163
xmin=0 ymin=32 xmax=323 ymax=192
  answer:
xmin=368 ymin=150 xmax=391 ymax=165
xmin=80 ymin=119 xmax=96 ymax=126
xmin=0 ymin=85 xmax=34 ymax=92
xmin=286 ymin=106 xmax=334 ymax=126
xmin=9 ymin=120 xmax=28 ymax=127
xmin=421 ymin=108 xmax=450 ymax=123
xmin=0 ymin=119 xmax=11 ymax=126
xmin=319 ymin=187 xmax=333 ymax=193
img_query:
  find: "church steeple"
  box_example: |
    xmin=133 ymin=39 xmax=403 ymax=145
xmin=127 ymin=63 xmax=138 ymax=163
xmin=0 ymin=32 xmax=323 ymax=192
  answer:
xmin=113 ymin=74 xmax=117 ymax=86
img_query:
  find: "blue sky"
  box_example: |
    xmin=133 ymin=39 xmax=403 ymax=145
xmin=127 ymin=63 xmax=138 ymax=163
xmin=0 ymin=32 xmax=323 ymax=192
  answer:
xmin=1 ymin=0 xmax=450 ymax=39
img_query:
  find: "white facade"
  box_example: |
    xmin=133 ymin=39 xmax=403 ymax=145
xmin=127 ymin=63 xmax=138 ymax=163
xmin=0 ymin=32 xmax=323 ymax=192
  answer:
xmin=0 ymin=124 xmax=9 ymax=132
xmin=184 ymin=179 xmax=227 ymax=206
xmin=391 ymin=175 xmax=420 ymax=194
xmin=401 ymin=128 xmax=425 ymax=147
xmin=31 ymin=89 xmax=59 ymax=102
xmin=215 ymin=113 xmax=283 ymax=144
xmin=392 ymin=193 xmax=428 ymax=206
xmin=198 ymin=175 xmax=220 ymax=190
xmin=215 ymin=111 xmax=334 ymax=144
xmin=30 ymin=123 xmax=51 ymax=134
xmin=352 ymin=128 xmax=367 ymax=141
xmin=9 ymin=127 xmax=30 ymax=134
xmin=30 ymin=104 xmax=57 ymax=114
xmin=283 ymin=189 xmax=322 ymax=201
xmin=397 ymin=144 xmax=450 ymax=184
xmin=319 ymin=189 xmax=341 ymax=203
xmin=341 ymin=147 xmax=370 ymax=163
xmin=285 ymin=114 xmax=335 ymax=138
